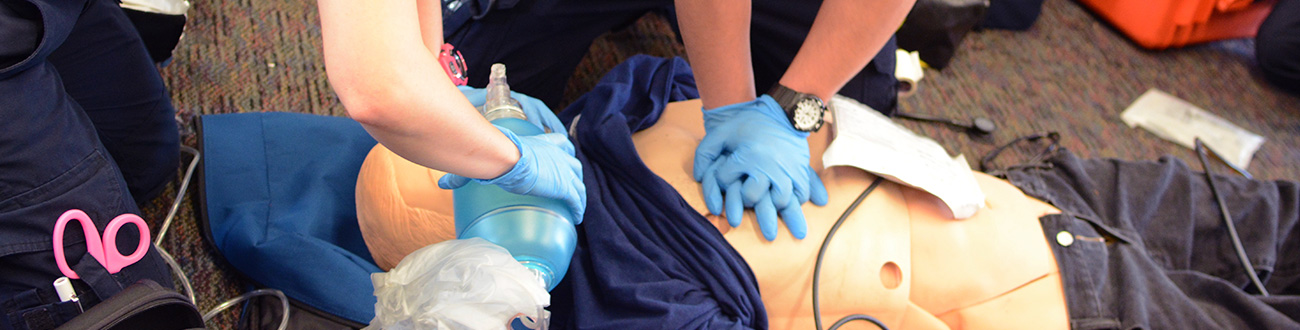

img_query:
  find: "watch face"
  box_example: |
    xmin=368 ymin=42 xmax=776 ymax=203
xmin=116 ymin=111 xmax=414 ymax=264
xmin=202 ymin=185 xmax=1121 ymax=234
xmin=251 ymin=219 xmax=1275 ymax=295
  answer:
xmin=792 ymin=98 xmax=824 ymax=131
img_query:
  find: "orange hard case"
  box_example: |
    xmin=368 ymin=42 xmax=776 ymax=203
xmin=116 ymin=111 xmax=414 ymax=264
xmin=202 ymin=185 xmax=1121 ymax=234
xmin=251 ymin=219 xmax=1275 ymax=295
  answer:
xmin=1075 ymin=0 xmax=1276 ymax=49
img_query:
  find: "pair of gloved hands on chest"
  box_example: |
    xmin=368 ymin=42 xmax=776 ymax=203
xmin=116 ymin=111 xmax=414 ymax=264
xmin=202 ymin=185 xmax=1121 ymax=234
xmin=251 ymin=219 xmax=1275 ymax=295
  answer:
xmin=696 ymin=95 xmax=828 ymax=241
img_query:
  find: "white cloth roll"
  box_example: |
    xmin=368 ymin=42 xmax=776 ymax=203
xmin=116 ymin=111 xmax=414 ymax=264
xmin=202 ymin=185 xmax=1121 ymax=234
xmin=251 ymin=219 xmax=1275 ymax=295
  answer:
xmin=895 ymin=50 xmax=925 ymax=98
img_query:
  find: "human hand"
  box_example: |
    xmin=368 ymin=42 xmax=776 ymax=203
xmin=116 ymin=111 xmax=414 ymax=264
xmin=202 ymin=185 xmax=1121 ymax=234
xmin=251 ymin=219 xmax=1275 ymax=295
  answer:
xmin=694 ymin=95 xmax=829 ymax=241
xmin=458 ymin=86 xmax=566 ymax=135
xmin=438 ymin=125 xmax=586 ymax=224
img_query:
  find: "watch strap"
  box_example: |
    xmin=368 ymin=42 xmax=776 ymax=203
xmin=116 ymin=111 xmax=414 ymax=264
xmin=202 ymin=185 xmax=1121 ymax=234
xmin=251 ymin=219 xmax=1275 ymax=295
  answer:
xmin=768 ymin=84 xmax=803 ymax=112
xmin=767 ymin=84 xmax=825 ymax=132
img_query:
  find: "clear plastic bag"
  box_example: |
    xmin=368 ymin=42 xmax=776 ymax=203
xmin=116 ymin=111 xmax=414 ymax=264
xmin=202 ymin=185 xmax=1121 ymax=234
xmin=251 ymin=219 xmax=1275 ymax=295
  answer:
xmin=366 ymin=238 xmax=550 ymax=330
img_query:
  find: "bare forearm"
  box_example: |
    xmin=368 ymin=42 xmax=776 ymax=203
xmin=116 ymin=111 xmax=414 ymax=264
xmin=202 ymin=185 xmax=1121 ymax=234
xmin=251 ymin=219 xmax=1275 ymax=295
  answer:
xmin=416 ymin=0 xmax=444 ymax=55
xmin=780 ymin=0 xmax=916 ymax=100
xmin=319 ymin=0 xmax=517 ymax=179
xmin=675 ymin=0 xmax=755 ymax=109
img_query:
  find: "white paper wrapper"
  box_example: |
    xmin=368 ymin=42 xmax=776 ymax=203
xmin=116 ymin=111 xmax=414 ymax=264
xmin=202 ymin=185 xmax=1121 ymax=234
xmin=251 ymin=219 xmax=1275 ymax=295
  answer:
xmin=822 ymin=96 xmax=985 ymax=219
xmin=1120 ymin=89 xmax=1265 ymax=170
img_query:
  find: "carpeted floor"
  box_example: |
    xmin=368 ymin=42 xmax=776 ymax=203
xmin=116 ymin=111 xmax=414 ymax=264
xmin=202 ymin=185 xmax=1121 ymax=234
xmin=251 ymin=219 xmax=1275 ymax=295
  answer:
xmin=894 ymin=0 xmax=1300 ymax=183
xmin=149 ymin=0 xmax=1300 ymax=327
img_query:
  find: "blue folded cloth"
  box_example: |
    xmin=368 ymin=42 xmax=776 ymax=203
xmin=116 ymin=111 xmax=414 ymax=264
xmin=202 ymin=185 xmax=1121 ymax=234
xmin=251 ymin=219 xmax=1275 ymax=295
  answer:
xmin=200 ymin=112 xmax=380 ymax=323
xmin=550 ymin=55 xmax=766 ymax=329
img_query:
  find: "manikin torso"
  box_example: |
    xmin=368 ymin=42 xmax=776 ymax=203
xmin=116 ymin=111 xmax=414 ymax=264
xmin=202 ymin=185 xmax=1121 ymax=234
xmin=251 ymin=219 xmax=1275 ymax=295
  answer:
xmin=355 ymin=100 xmax=1070 ymax=329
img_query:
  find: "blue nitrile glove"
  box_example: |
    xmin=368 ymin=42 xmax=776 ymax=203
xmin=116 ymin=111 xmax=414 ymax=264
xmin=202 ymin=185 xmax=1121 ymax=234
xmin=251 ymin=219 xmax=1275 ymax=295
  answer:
xmin=458 ymin=85 xmax=566 ymax=135
xmin=438 ymin=125 xmax=587 ymax=224
xmin=694 ymin=95 xmax=829 ymax=241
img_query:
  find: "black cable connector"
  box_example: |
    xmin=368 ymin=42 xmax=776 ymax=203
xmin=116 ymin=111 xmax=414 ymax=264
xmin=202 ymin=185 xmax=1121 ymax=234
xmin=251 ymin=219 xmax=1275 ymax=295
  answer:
xmin=893 ymin=112 xmax=996 ymax=136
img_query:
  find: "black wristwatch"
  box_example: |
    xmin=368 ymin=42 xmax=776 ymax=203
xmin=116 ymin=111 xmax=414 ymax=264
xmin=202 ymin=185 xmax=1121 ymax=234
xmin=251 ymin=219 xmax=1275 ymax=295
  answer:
xmin=768 ymin=84 xmax=826 ymax=132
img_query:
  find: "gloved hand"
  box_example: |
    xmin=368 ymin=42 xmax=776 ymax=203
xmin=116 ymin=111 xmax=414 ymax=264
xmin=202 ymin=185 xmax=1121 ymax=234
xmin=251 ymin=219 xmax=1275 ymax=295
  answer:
xmin=458 ymin=86 xmax=566 ymax=135
xmin=694 ymin=95 xmax=828 ymax=241
xmin=438 ymin=125 xmax=586 ymax=224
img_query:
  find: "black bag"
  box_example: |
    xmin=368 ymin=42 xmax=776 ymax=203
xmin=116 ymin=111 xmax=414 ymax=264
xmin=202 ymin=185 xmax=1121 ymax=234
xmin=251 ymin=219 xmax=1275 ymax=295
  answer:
xmin=896 ymin=0 xmax=989 ymax=70
xmin=979 ymin=0 xmax=1047 ymax=31
xmin=239 ymin=296 xmax=364 ymax=330
xmin=53 ymin=280 xmax=204 ymax=330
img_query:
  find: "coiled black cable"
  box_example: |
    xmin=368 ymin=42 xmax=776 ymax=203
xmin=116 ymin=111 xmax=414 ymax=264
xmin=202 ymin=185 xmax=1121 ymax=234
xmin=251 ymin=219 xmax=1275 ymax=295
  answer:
xmin=813 ymin=177 xmax=889 ymax=330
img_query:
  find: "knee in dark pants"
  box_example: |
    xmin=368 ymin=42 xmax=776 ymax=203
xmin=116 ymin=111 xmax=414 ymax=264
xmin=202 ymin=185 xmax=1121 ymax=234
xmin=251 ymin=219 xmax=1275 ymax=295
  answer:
xmin=87 ymin=97 xmax=181 ymax=205
xmin=41 ymin=0 xmax=182 ymax=204
xmin=0 ymin=0 xmax=41 ymax=71
xmin=1256 ymin=36 xmax=1300 ymax=95
xmin=1256 ymin=0 xmax=1300 ymax=95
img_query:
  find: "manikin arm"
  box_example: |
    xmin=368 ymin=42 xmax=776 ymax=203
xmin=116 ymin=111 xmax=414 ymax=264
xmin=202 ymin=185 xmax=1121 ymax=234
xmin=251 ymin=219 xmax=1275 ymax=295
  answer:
xmin=318 ymin=0 xmax=518 ymax=180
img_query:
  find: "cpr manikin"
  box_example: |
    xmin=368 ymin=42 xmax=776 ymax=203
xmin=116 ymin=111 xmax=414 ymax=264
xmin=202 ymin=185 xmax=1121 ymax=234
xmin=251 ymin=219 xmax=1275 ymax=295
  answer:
xmin=356 ymin=100 xmax=1070 ymax=329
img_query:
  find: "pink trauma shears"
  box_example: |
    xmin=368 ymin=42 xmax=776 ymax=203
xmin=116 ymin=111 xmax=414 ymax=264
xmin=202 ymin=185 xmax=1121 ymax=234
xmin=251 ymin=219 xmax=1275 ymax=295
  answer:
xmin=53 ymin=209 xmax=150 ymax=279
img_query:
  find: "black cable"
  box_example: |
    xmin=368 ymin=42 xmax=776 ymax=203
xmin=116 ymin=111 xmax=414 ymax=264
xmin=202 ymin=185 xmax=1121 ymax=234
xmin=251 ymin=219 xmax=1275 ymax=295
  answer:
xmin=1200 ymin=142 xmax=1254 ymax=179
xmin=893 ymin=112 xmax=996 ymax=135
xmin=813 ymin=177 xmax=889 ymax=330
xmin=828 ymin=314 xmax=889 ymax=330
xmin=1194 ymin=138 xmax=1269 ymax=296
xmin=978 ymin=132 xmax=1060 ymax=174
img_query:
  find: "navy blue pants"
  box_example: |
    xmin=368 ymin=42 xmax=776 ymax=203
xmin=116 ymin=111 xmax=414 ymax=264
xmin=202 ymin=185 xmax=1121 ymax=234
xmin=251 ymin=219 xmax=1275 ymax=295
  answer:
xmin=1257 ymin=0 xmax=1300 ymax=96
xmin=0 ymin=0 xmax=176 ymax=327
xmin=1005 ymin=150 xmax=1300 ymax=329
xmin=443 ymin=0 xmax=899 ymax=115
